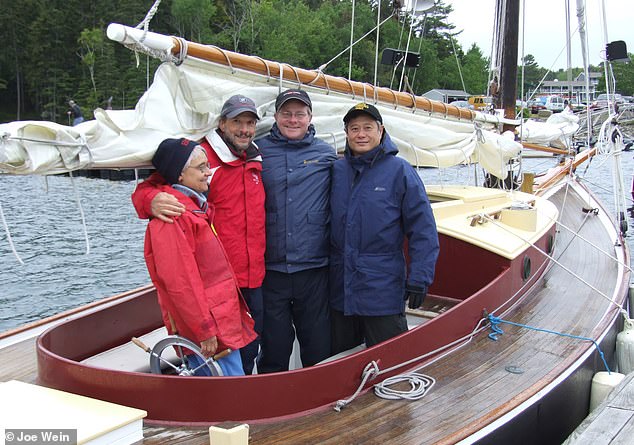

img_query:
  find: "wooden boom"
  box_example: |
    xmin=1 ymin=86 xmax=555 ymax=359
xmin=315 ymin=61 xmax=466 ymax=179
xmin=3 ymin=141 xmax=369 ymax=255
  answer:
xmin=107 ymin=23 xmax=482 ymax=122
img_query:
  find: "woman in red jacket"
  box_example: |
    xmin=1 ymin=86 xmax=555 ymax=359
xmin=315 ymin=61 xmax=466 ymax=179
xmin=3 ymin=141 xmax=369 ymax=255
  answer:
xmin=144 ymin=138 xmax=256 ymax=376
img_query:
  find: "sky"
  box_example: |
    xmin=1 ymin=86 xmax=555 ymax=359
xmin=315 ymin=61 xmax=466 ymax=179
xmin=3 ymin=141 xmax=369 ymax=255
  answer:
xmin=443 ymin=0 xmax=633 ymax=70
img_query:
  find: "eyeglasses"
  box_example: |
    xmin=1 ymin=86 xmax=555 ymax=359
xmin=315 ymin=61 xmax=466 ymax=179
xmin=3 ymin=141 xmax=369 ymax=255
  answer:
xmin=188 ymin=162 xmax=211 ymax=173
xmin=278 ymin=111 xmax=309 ymax=120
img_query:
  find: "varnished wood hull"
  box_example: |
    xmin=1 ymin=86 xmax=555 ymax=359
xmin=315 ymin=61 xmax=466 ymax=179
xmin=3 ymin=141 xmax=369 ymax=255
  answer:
xmin=36 ymin=211 xmax=556 ymax=424
xmin=29 ymin=179 xmax=629 ymax=443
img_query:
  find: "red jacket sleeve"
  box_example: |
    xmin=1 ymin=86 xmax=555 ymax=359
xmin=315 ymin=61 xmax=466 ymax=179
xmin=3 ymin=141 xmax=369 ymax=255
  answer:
xmin=145 ymin=218 xmax=218 ymax=342
xmin=131 ymin=172 xmax=168 ymax=219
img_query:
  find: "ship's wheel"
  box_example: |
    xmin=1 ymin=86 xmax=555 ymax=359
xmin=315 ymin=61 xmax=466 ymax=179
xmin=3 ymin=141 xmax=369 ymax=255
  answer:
xmin=149 ymin=335 xmax=223 ymax=377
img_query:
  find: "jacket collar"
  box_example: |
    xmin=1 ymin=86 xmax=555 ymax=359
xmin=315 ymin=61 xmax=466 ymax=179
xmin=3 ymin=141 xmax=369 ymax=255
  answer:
xmin=268 ymin=123 xmax=315 ymax=146
xmin=205 ymin=129 xmax=262 ymax=164
xmin=345 ymin=131 xmax=398 ymax=168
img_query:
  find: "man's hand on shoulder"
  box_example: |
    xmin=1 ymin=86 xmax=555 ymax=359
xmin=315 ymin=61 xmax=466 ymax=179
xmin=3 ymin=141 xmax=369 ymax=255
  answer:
xmin=151 ymin=191 xmax=186 ymax=223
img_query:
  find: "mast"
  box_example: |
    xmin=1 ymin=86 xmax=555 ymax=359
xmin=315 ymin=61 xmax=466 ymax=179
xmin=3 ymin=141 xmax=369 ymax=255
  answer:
xmin=497 ymin=0 xmax=520 ymax=132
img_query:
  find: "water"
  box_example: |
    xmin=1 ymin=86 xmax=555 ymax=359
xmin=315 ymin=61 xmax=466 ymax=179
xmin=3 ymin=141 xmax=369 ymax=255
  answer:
xmin=0 ymin=151 xmax=633 ymax=332
xmin=0 ymin=175 xmax=149 ymax=331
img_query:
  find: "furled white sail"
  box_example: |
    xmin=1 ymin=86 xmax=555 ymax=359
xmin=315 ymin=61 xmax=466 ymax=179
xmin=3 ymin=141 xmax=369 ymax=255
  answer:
xmin=0 ymin=25 xmax=577 ymax=179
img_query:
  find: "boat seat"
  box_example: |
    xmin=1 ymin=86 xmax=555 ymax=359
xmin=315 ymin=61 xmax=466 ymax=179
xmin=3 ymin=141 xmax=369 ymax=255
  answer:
xmin=81 ymin=327 xmax=179 ymax=373
xmin=406 ymin=294 xmax=462 ymax=321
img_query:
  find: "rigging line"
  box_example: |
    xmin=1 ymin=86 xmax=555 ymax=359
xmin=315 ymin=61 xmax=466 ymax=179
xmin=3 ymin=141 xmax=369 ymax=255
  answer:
xmin=409 ymin=13 xmax=427 ymax=88
xmin=486 ymin=314 xmax=612 ymax=373
xmin=68 ymin=173 xmax=90 ymax=256
xmin=317 ymin=14 xmax=394 ymax=73
xmin=580 ymin=175 xmax=634 ymax=205
xmin=481 ymin=212 xmax=627 ymax=315
xmin=373 ymin=1 xmax=381 ymax=88
xmin=450 ymin=36 xmax=466 ymax=94
xmin=524 ymin=27 xmax=581 ymax=103
xmin=348 ymin=0 xmax=356 ymax=80
xmin=0 ymin=200 xmax=24 ymax=265
xmin=398 ymin=9 xmax=417 ymax=93
xmin=389 ymin=7 xmax=408 ymax=90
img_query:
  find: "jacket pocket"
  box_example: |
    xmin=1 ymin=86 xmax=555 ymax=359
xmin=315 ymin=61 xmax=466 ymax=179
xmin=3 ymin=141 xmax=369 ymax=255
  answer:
xmin=307 ymin=211 xmax=330 ymax=258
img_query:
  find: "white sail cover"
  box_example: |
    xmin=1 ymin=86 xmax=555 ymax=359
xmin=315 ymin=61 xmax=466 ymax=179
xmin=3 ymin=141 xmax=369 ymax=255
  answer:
xmin=0 ymin=50 xmax=574 ymax=179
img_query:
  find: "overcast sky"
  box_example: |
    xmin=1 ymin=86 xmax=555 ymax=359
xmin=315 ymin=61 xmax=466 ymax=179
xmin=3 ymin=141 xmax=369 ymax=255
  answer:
xmin=443 ymin=0 xmax=633 ymax=70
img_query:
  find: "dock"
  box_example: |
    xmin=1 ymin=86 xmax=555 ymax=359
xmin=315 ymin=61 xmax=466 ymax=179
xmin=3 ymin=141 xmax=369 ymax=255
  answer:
xmin=564 ymin=371 xmax=634 ymax=444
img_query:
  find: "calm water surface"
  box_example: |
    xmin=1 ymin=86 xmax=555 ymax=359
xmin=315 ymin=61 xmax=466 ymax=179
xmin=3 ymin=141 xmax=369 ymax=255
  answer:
xmin=0 ymin=152 xmax=633 ymax=332
xmin=0 ymin=175 xmax=149 ymax=331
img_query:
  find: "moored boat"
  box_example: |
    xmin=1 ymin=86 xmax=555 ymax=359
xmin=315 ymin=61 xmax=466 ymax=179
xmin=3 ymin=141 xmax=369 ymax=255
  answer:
xmin=1 ymin=0 xmax=632 ymax=443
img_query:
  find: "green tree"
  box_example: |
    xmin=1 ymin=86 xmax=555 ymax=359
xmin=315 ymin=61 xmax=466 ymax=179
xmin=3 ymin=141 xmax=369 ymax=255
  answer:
xmin=171 ymin=0 xmax=216 ymax=42
xmin=462 ymin=44 xmax=489 ymax=95
xmin=518 ymin=54 xmax=547 ymax=98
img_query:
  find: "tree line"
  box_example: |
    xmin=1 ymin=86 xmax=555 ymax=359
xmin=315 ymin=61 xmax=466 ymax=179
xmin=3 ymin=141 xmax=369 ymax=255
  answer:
xmin=1 ymin=0 xmax=631 ymax=124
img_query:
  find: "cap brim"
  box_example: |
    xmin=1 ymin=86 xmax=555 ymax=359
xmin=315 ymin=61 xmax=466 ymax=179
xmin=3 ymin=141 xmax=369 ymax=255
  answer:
xmin=343 ymin=109 xmax=381 ymax=124
xmin=224 ymin=108 xmax=260 ymax=120
xmin=276 ymin=97 xmax=312 ymax=110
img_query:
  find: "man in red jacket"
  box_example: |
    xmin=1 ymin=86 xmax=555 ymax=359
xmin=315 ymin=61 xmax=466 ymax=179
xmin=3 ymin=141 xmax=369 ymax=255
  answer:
xmin=132 ymin=95 xmax=265 ymax=374
xmin=144 ymin=137 xmax=257 ymax=376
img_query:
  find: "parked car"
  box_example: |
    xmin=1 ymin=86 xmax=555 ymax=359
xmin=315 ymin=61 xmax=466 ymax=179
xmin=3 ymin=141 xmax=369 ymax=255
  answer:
xmin=591 ymin=93 xmax=625 ymax=109
xmin=544 ymin=95 xmax=565 ymax=112
xmin=528 ymin=97 xmax=547 ymax=114
xmin=449 ymin=100 xmax=474 ymax=110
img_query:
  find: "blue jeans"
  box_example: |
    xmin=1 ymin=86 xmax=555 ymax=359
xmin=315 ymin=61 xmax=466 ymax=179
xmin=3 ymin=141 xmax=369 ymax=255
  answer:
xmin=186 ymin=349 xmax=244 ymax=376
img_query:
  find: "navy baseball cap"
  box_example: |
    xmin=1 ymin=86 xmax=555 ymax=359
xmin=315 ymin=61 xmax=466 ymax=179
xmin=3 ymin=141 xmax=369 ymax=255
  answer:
xmin=221 ymin=95 xmax=260 ymax=119
xmin=343 ymin=103 xmax=383 ymax=125
xmin=275 ymin=89 xmax=312 ymax=111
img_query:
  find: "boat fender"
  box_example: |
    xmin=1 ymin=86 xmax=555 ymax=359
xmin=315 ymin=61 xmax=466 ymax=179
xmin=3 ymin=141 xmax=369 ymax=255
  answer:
xmin=589 ymin=371 xmax=625 ymax=412
xmin=616 ymin=315 xmax=634 ymax=374
xmin=209 ymin=424 xmax=249 ymax=445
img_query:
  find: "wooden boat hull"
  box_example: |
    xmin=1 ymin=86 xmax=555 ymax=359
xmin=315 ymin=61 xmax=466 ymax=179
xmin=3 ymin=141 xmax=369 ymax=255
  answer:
xmin=34 ymin=180 xmax=629 ymax=444
xmin=36 ymin=192 xmax=557 ymax=424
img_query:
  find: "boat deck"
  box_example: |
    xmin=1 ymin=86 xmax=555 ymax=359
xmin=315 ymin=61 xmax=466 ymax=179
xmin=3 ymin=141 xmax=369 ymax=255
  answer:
xmin=0 ymin=181 xmax=628 ymax=445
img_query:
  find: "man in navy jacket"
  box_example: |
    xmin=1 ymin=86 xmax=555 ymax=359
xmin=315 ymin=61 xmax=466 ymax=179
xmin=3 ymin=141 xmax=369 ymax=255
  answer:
xmin=256 ymin=89 xmax=337 ymax=372
xmin=330 ymin=103 xmax=439 ymax=354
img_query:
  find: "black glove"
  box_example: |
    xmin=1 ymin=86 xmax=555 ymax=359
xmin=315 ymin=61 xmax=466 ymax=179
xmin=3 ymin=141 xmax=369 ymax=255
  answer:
xmin=405 ymin=284 xmax=427 ymax=310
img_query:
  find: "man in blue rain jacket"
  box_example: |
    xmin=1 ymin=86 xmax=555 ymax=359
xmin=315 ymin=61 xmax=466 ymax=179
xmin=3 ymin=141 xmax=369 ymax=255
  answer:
xmin=330 ymin=103 xmax=439 ymax=354
xmin=256 ymin=89 xmax=337 ymax=372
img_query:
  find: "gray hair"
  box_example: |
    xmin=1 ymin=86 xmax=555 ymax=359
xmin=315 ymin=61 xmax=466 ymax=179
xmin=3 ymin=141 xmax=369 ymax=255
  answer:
xmin=182 ymin=146 xmax=206 ymax=172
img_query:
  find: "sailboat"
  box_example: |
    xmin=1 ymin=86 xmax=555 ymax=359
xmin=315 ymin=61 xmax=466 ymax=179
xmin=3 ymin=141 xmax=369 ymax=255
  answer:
xmin=0 ymin=0 xmax=631 ymax=443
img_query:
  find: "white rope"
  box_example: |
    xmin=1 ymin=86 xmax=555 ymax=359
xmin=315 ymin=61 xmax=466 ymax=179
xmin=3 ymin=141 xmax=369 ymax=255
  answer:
xmin=374 ymin=373 xmax=435 ymax=401
xmin=334 ymin=361 xmax=379 ymax=411
xmin=333 ymin=243 xmax=556 ymax=412
xmin=68 ymin=173 xmax=90 ymax=255
xmin=0 ymin=200 xmax=24 ymax=265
